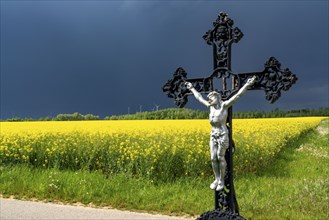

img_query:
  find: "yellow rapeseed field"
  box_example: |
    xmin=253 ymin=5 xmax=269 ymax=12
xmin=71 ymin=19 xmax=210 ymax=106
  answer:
xmin=0 ymin=117 xmax=326 ymax=181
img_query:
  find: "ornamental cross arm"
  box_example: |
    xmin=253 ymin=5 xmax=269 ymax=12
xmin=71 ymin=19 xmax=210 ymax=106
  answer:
xmin=162 ymin=67 xmax=213 ymax=108
xmin=235 ymin=57 xmax=298 ymax=103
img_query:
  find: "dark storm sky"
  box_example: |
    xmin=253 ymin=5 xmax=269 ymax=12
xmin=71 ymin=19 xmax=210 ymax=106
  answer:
xmin=1 ymin=0 xmax=328 ymax=119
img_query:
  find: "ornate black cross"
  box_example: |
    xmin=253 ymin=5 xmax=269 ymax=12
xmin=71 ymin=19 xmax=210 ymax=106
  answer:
xmin=162 ymin=12 xmax=297 ymax=215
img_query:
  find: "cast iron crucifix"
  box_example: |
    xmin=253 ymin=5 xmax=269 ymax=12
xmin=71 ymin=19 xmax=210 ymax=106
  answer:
xmin=162 ymin=12 xmax=297 ymax=214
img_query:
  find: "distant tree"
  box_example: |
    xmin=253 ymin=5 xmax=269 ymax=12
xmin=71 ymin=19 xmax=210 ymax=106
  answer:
xmin=54 ymin=112 xmax=99 ymax=121
xmin=84 ymin=114 xmax=99 ymax=120
xmin=44 ymin=116 xmax=52 ymax=121
xmin=7 ymin=117 xmax=23 ymax=122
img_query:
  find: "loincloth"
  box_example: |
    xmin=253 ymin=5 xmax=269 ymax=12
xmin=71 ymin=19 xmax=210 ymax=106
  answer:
xmin=210 ymin=131 xmax=229 ymax=149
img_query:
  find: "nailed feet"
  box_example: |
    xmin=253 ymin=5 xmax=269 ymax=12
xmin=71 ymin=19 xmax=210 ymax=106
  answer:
xmin=210 ymin=180 xmax=224 ymax=191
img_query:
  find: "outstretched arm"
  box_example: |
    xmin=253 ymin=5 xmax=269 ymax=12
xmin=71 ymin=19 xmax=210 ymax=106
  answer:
xmin=223 ymin=76 xmax=256 ymax=108
xmin=185 ymin=82 xmax=210 ymax=107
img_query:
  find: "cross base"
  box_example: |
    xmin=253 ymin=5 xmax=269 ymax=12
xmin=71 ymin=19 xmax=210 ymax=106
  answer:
xmin=197 ymin=209 xmax=245 ymax=220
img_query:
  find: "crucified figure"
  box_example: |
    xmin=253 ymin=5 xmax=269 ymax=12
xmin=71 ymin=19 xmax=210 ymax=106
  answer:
xmin=185 ymin=76 xmax=256 ymax=191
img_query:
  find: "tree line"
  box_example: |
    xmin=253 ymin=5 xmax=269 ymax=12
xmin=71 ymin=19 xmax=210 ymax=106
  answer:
xmin=106 ymin=107 xmax=329 ymax=120
xmin=3 ymin=107 xmax=328 ymax=122
xmin=233 ymin=107 xmax=329 ymax=119
xmin=5 ymin=112 xmax=99 ymax=122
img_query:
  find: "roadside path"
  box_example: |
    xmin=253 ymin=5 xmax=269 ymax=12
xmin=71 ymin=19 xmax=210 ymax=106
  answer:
xmin=0 ymin=198 xmax=193 ymax=220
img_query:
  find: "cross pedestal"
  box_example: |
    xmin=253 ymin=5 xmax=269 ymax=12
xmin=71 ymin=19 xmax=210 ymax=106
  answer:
xmin=162 ymin=12 xmax=297 ymax=217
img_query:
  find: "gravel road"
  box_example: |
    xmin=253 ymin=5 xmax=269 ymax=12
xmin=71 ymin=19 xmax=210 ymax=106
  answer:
xmin=0 ymin=198 xmax=193 ymax=220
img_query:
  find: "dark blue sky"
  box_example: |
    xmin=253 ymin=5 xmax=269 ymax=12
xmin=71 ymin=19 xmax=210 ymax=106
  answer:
xmin=1 ymin=0 xmax=328 ymax=119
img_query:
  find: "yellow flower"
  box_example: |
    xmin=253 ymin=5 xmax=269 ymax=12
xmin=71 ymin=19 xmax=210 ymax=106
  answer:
xmin=0 ymin=117 xmax=326 ymax=177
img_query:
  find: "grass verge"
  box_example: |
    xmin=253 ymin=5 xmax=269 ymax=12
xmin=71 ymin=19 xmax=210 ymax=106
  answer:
xmin=1 ymin=119 xmax=328 ymax=219
xmin=236 ymin=118 xmax=329 ymax=219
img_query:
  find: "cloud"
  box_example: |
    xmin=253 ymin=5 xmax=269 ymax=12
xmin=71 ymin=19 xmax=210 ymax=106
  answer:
xmin=1 ymin=1 xmax=328 ymax=119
